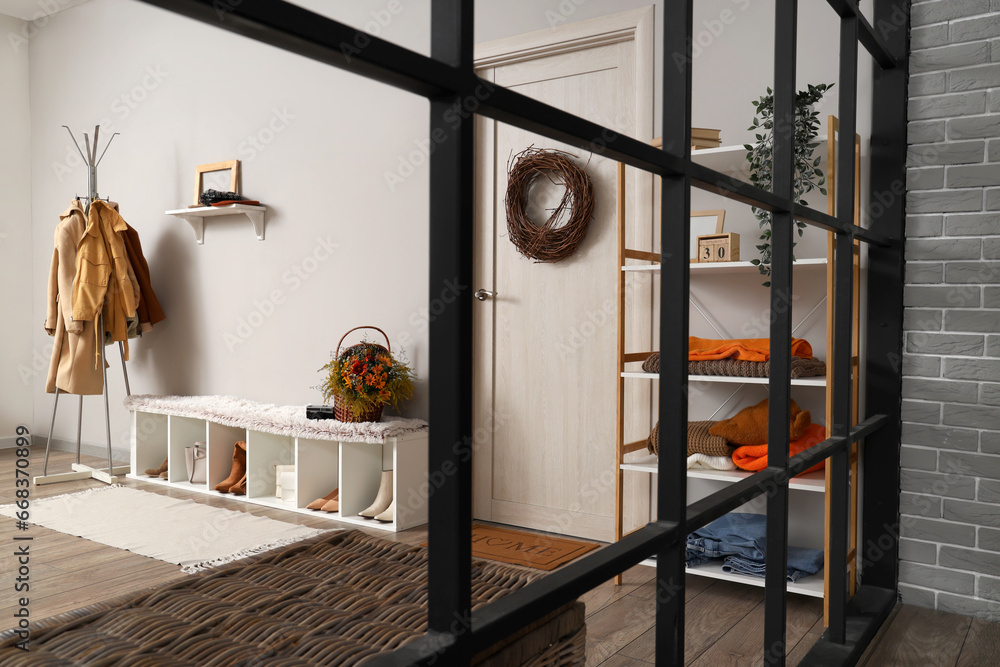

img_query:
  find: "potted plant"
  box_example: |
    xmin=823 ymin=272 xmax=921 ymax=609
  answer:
xmin=318 ymin=326 xmax=415 ymax=423
xmin=745 ymin=83 xmax=832 ymax=286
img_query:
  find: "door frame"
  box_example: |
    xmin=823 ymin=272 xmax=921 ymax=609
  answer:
xmin=471 ymin=6 xmax=655 ymax=522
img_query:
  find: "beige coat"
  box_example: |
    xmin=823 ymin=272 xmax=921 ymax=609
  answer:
xmin=72 ymin=200 xmax=139 ymax=368
xmin=45 ymin=202 xmax=103 ymax=394
xmin=45 ymin=201 xmax=141 ymax=394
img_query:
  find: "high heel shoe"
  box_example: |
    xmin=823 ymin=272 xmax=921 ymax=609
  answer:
xmin=214 ymin=441 xmax=247 ymax=493
xmin=320 ymin=494 xmax=340 ymax=513
xmin=307 ymin=488 xmax=338 ymax=511
xmin=359 ymin=470 xmax=393 ymax=518
xmin=373 ymin=499 xmax=394 ymax=523
xmin=145 ymin=457 xmax=168 ymax=477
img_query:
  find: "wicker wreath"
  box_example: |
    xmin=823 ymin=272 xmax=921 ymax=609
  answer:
xmin=504 ymin=147 xmax=595 ymax=263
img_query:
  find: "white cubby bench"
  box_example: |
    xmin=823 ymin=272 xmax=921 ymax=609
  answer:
xmin=124 ymin=395 xmax=428 ymax=532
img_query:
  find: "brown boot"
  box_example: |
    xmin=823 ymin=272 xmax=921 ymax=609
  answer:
xmin=229 ymin=473 xmax=248 ymax=496
xmin=145 ymin=457 xmax=168 ymax=477
xmin=214 ymin=442 xmax=247 ymax=492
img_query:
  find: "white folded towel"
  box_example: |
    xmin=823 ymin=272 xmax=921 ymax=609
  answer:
xmin=687 ymin=453 xmax=736 ymax=471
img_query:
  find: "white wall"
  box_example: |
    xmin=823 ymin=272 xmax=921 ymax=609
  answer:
xmin=28 ymin=0 xmax=432 ymax=450
xmin=22 ymin=0 xmax=874 ymax=451
xmin=0 ymin=12 xmax=33 ymax=445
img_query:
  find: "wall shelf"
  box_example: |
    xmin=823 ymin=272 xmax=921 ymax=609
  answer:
xmin=166 ymin=204 xmax=267 ymax=244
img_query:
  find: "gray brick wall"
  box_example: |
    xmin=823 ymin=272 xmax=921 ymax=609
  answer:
xmin=903 ymin=0 xmax=1000 ymax=619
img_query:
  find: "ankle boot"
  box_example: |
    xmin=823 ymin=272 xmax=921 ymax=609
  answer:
xmin=307 ymin=488 xmax=338 ymax=511
xmin=229 ymin=473 xmax=247 ymax=496
xmin=359 ymin=470 xmax=393 ymax=518
xmin=145 ymin=457 xmax=168 ymax=477
xmin=214 ymin=441 xmax=247 ymax=492
xmin=373 ymin=499 xmax=395 ymax=523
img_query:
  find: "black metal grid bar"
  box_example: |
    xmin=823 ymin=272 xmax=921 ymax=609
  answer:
xmin=657 ymin=1 xmax=693 ymax=663
xmin=132 ymin=0 xmax=908 ymax=663
xmin=425 ymin=0 xmax=474 ymax=656
xmin=824 ymin=0 xmax=896 ymax=68
xmin=138 ymin=1 xmax=893 ymax=249
xmin=829 ymin=7 xmax=861 ymax=645
xmin=862 ymin=0 xmax=908 ymax=596
xmin=764 ymin=0 xmax=798 ymax=658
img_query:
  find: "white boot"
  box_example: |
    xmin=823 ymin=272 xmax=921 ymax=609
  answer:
xmin=374 ymin=499 xmax=395 ymax=523
xmin=359 ymin=470 xmax=393 ymax=518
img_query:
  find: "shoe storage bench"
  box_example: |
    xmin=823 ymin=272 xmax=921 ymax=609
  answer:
xmin=123 ymin=395 xmax=429 ymax=532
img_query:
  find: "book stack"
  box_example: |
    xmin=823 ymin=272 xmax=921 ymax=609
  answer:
xmin=691 ymin=127 xmax=721 ymax=151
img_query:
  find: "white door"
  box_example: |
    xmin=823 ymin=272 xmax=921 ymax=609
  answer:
xmin=473 ymin=8 xmax=654 ymax=541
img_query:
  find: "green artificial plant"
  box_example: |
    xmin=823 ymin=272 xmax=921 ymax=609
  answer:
xmin=744 ymin=82 xmax=833 ymax=286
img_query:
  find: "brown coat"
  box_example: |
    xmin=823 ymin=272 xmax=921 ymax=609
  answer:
xmin=73 ymin=200 xmax=139 ymax=368
xmin=122 ymin=223 xmax=165 ymax=332
xmin=45 ymin=202 xmax=104 ymax=394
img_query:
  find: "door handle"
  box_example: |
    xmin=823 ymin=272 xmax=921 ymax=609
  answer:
xmin=474 ymin=289 xmax=496 ymax=301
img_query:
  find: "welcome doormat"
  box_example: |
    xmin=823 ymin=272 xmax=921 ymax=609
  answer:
xmin=0 ymin=485 xmax=330 ymax=573
xmin=427 ymin=523 xmax=600 ymax=571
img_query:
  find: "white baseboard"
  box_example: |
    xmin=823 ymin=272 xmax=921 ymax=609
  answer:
xmin=27 ymin=437 xmax=129 ymax=465
xmin=0 ymin=435 xmax=30 ymax=450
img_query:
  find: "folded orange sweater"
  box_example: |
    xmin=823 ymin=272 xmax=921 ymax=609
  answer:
xmin=731 ymin=423 xmax=827 ymax=475
xmin=689 ymin=336 xmax=813 ymax=362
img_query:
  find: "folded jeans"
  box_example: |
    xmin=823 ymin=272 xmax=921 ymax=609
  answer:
xmin=684 ymin=512 xmax=823 ymax=578
xmin=722 ymin=546 xmax=824 ymax=582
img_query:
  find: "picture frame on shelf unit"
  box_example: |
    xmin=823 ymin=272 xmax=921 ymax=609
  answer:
xmin=689 ymin=209 xmax=725 ymax=260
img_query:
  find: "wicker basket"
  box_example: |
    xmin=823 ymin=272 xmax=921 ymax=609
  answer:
xmin=334 ymin=395 xmax=384 ymax=423
xmin=332 ymin=325 xmax=391 ymax=423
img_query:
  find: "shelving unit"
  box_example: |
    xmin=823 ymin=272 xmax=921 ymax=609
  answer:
xmin=613 ymin=123 xmax=862 ymax=613
xmin=128 ymin=406 xmax=428 ymax=532
xmin=166 ymin=203 xmax=267 ymax=244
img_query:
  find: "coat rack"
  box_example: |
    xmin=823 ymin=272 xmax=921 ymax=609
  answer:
xmin=35 ymin=125 xmax=131 ymax=487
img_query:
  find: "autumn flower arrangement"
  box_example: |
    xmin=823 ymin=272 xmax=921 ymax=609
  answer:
xmin=318 ymin=327 xmax=414 ymax=422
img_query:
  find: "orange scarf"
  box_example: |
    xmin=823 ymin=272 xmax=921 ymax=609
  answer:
xmin=688 ymin=336 xmax=813 ymax=362
xmin=731 ymin=423 xmax=827 ymax=475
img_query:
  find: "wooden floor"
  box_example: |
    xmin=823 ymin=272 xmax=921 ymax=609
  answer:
xmin=2 ymin=447 xmax=999 ymax=665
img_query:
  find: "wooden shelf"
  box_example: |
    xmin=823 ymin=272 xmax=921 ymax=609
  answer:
xmin=620 ymin=455 xmax=826 ymax=493
xmin=166 ymin=204 xmax=267 ymax=244
xmin=622 ymin=258 xmax=828 ymax=274
xmin=637 ymin=557 xmax=824 ymax=598
xmin=620 ymin=372 xmax=827 ymax=387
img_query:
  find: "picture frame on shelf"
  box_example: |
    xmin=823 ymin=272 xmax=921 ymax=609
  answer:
xmin=689 ymin=209 xmax=725 ymax=260
xmin=193 ymin=159 xmax=240 ymax=206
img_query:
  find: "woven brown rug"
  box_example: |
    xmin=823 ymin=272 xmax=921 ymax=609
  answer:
xmin=0 ymin=530 xmax=586 ymax=666
xmin=425 ymin=524 xmax=600 ymax=571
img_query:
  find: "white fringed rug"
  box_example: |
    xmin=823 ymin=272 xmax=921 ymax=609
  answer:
xmin=0 ymin=486 xmax=331 ymax=573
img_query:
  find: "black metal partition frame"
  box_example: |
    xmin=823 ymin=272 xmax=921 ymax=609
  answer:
xmin=136 ymin=0 xmax=909 ymax=664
